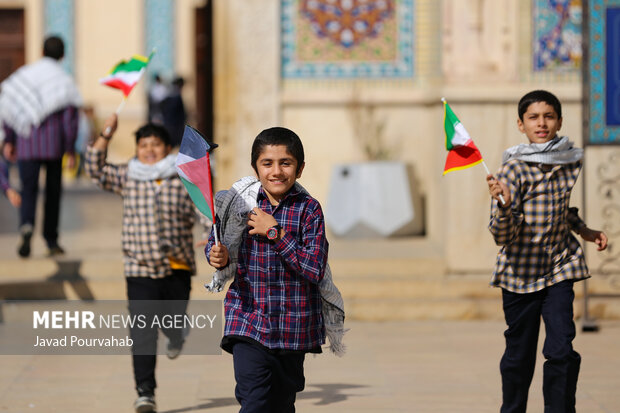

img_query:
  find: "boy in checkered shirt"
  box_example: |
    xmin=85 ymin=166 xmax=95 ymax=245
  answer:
xmin=85 ymin=113 xmax=206 ymax=413
xmin=487 ymin=90 xmax=608 ymax=413
xmin=207 ymin=127 xmax=328 ymax=413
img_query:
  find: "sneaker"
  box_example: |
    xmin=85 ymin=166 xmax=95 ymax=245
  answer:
xmin=17 ymin=227 xmax=33 ymax=258
xmin=166 ymin=339 xmax=184 ymax=360
xmin=47 ymin=244 xmax=65 ymax=257
xmin=134 ymin=395 xmax=156 ymax=413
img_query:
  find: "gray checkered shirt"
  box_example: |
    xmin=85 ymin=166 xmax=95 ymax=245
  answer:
xmin=85 ymin=147 xmax=198 ymax=278
xmin=488 ymin=159 xmax=589 ymax=293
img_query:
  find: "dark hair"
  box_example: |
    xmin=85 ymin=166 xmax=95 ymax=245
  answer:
xmin=134 ymin=123 xmax=171 ymax=146
xmin=518 ymin=90 xmax=562 ymax=120
xmin=43 ymin=36 xmax=65 ymax=60
xmin=251 ymin=127 xmax=305 ymax=174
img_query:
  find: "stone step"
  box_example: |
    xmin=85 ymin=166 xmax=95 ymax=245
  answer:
xmin=2 ymin=253 xmax=620 ymax=321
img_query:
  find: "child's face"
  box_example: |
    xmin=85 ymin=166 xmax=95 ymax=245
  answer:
xmin=518 ymin=101 xmax=563 ymax=144
xmin=255 ymin=144 xmax=304 ymax=205
xmin=136 ymin=136 xmax=170 ymax=165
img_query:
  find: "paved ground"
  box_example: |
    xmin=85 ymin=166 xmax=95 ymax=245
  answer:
xmin=1 ymin=179 xmax=619 ymax=412
xmin=0 ymin=319 xmax=619 ymax=412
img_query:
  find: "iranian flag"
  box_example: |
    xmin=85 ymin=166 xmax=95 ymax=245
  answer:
xmin=99 ymin=52 xmax=154 ymax=97
xmin=442 ymin=98 xmax=483 ymax=175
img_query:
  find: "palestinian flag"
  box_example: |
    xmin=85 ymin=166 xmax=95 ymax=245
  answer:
xmin=99 ymin=52 xmax=154 ymax=97
xmin=175 ymin=125 xmax=218 ymax=221
xmin=443 ymin=99 xmax=483 ymax=175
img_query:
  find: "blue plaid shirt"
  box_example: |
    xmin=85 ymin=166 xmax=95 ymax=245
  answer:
xmin=207 ymin=185 xmax=328 ymax=351
xmin=489 ymin=159 xmax=589 ymax=293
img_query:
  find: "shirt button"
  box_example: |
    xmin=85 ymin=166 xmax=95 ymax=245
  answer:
xmin=269 ymin=267 xmax=274 ymax=271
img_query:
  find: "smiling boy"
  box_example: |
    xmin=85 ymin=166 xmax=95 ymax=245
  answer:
xmin=207 ymin=127 xmax=328 ymax=413
xmin=486 ymin=90 xmax=608 ymax=413
xmin=85 ymin=114 xmax=204 ymax=413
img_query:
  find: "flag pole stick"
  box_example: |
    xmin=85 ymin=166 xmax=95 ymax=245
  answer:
xmin=103 ymin=97 xmax=127 ymax=135
xmin=115 ymin=96 xmax=127 ymax=115
xmin=213 ymin=222 xmax=220 ymax=246
xmin=481 ymin=160 xmax=506 ymax=205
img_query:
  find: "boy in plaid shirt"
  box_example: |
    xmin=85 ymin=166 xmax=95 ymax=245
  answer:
xmin=207 ymin=127 xmax=328 ymax=413
xmin=86 ymin=114 xmax=204 ymax=413
xmin=487 ymin=90 xmax=608 ymax=413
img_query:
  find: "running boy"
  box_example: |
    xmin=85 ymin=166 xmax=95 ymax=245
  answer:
xmin=207 ymin=127 xmax=328 ymax=412
xmin=487 ymin=90 xmax=608 ymax=413
xmin=85 ymin=114 xmax=204 ymax=413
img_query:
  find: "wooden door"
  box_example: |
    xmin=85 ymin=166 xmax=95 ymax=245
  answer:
xmin=194 ymin=2 xmax=214 ymax=143
xmin=0 ymin=8 xmax=25 ymax=82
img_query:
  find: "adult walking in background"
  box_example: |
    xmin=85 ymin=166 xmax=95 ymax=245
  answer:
xmin=0 ymin=36 xmax=81 ymax=257
xmin=161 ymin=76 xmax=186 ymax=147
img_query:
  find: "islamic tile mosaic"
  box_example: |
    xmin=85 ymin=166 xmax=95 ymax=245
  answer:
xmin=145 ymin=0 xmax=175 ymax=81
xmin=533 ymin=0 xmax=582 ymax=72
xmin=281 ymin=0 xmax=414 ymax=78
xmin=44 ymin=0 xmax=74 ymax=74
xmin=586 ymin=0 xmax=620 ymax=144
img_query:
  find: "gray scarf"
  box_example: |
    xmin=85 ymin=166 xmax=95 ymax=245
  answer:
xmin=127 ymin=154 xmax=178 ymax=181
xmin=502 ymin=136 xmax=583 ymax=165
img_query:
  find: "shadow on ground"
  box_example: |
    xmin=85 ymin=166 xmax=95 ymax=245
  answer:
xmin=161 ymin=383 xmax=367 ymax=412
xmin=0 ymin=259 xmax=94 ymax=300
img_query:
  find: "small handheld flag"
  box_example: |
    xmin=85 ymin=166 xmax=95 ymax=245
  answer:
xmin=442 ymin=98 xmax=483 ymax=175
xmin=442 ymin=98 xmax=505 ymax=204
xmin=100 ymin=51 xmax=155 ymax=135
xmin=175 ymin=126 xmax=220 ymax=243
xmin=99 ymin=52 xmax=154 ymax=98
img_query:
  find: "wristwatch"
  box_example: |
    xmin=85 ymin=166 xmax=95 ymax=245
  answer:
xmin=266 ymin=224 xmax=282 ymax=241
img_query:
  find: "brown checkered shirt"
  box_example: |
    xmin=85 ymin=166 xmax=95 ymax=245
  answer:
xmin=85 ymin=146 xmax=198 ymax=278
xmin=488 ymin=159 xmax=589 ymax=293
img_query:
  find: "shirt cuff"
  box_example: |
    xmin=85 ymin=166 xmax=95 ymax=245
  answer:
xmin=273 ymin=231 xmax=297 ymax=258
xmin=496 ymin=203 xmax=513 ymax=218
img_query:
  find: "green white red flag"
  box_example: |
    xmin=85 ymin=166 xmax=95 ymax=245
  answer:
xmin=442 ymin=99 xmax=483 ymax=175
xmin=99 ymin=52 xmax=154 ymax=97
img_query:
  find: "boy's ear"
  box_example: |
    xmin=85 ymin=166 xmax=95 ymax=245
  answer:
xmin=296 ymin=162 xmax=306 ymax=179
xmin=517 ymin=118 xmax=525 ymax=134
xmin=557 ymin=117 xmax=563 ymax=131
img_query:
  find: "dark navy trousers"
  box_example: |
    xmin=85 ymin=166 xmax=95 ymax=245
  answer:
xmin=500 ymin=280 xmax=580 ymax=413
xmin=126 ymin=270 xmax=191 ymax=396
xmin=18 ymin=159 xmax=63 ymax=246
xmin=232 ymin=340 xmax=305 ymax=413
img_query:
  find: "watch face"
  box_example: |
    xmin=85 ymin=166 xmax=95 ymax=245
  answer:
xmin=267 ymin=227 xmax=278 ymax=240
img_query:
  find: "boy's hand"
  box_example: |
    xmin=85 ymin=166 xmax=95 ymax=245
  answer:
xmin=487 ymin=174 xmax=511 ymax=208
xmin=209 ymin=244 xmax=229 ymax=268
xmin=2 ymin=142 xmax=16 ymax=163
xmin=578 ymin=227 xmax=608 ymax=251
xmin=5 ymin=188 xmax=21 ymax=208
xmin=101 ymin=114 xmax=118 ymax=139
xmin=93 ymin=114 xmax=118 ymax=150
xmin=247 ymin=207 xmax=278 ymax=237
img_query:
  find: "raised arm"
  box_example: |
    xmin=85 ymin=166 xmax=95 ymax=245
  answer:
xmin=84 ymin=114 xmax=126 ymax=194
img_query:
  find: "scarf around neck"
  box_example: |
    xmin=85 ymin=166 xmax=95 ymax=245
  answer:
xmin=502 ymin=136 xmax=583 ymax=165
xmin=127 ymin=154 xmax=178 ymax=181
xmin=0 ymin=57 xmax=82 ymax=137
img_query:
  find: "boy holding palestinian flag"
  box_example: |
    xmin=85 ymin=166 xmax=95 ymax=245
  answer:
xmin=84 ymin=113 xmax=208 ymax=413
